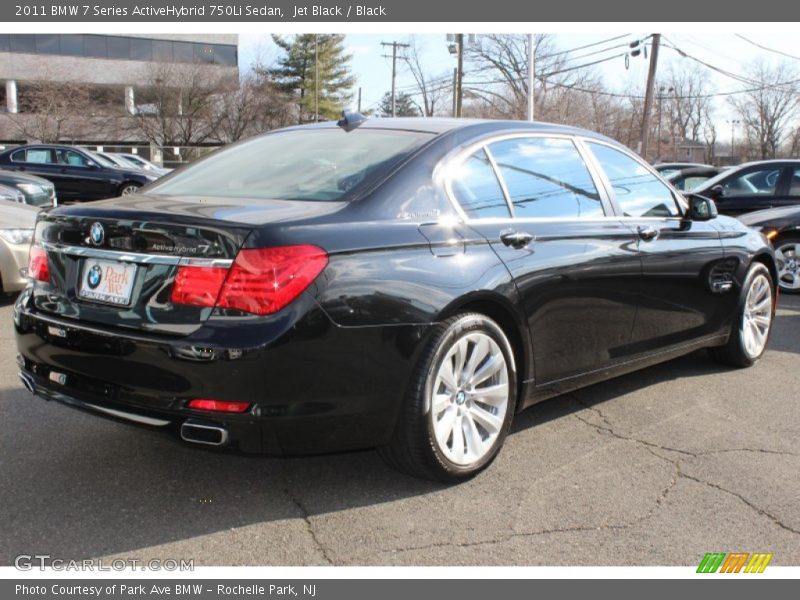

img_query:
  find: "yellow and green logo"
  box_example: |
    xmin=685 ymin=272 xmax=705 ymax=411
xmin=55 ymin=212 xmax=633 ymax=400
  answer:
xmin=697 ymin=552 xmax=773 ymax=573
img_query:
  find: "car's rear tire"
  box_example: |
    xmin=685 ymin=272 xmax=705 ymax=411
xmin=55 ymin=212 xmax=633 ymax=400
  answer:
xmin=710 ymin=262 xmax=774 ymax=368
xmin=774 ymin=235 xmax=800 ymax=294
xmin=119 ymin=182 xmax=141 ymax=196
xmin=378 ymin=313 xmax=518 ymax=482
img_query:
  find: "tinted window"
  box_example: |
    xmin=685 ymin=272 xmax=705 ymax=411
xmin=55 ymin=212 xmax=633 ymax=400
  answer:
xmin=173 ymin=41 xmax=194 ymax=62
xmin=195 ymin=44 xmax=215 ymax=63
xmin=148 ymin=129 xmax=434 ymax=202
xmin=722 ymin=167 xmax=781 ymax=198
xmin=152 ymin=40 xmax=173 ymax=61
xmin=130 ymin=38 xmax=153 ymax=61
xmin=57 ymin=149 xmax=91 ymax=167
xmin=60 ymin=34 xmax=84 ymax=56
xmin=588 ymin=143 xmax=680 ymax=217
xmin=451 ymin=150 xmax=511 ymax=219
xmin=35 ymin=34 xmax=60 ymax=54
xmin=107 ymin=36 xmax=130 ymax=59
xmin=10 ymin=35 xmax=36 ymax=53
xmin=489 ymin=137 xmax=602 ymax=218
xmin=84 ymin=35 xmax=107 ymax=58
xmin=24 ymin=149 xmax=54 ymax=164
xmin=214 ymin=45 xmax=237 ymax=66
xmin=789 ymin=169 xmax=800 ymax=196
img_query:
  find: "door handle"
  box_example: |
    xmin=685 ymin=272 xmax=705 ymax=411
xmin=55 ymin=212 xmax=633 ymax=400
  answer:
xmin=637 ymin=226 xmax=659 ymax=242
xmin=500 ymin=229 xmax=534 ymax=249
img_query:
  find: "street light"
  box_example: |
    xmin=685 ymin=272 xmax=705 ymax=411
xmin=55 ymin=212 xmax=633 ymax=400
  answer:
xmin=656 ymin=85 xmax=674 ymax=161
xmin=726 ymin=119 xmax=741 ymax=162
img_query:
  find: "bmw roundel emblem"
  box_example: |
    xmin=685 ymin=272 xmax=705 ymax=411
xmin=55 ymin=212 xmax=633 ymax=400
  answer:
xmin=87 ymin=264 xmax=102 ymax=289
xmin=89 ymin=222 xmax=104 ymax=246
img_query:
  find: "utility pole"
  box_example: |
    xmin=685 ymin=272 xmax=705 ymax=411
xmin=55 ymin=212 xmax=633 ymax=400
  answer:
xmin=527 ymin=33 xmax=535 ymax=121
xmin=357 ymin=87 xmax=362 ymax=113
xmin=314 ymin=34 xmax=319 ymax=122
xmin=727 ymin=119 xmax=740 ymax=161
xmin=455 ymin=33 xmax=464 ymax=118
xmin=639 ymin=33 xmax=661 ymax=160
xmin=452 ymin=68 xmax=458 ymax=117
xmin=381 ymin=40 xmax=410 ymax=117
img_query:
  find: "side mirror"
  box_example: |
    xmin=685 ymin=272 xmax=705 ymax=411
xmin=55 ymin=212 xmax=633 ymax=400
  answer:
xmin=686 ymin=194 xmax=718 ymax=221
xmin=708 ymin=184 xmax=724 ymax=199
xmin=86 ymin=162 xmax=98 ymax=169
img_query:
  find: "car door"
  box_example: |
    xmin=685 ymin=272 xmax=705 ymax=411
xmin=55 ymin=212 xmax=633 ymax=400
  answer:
xmin=449 ymin=135 xmax=641 ymax=387
xmin=711 ymin=164 xmax=787 ymax=216
xmin=56 ymin=148 xmax=116 ymax=200
xmin=583 ymin=140 xmax=728 ymax=354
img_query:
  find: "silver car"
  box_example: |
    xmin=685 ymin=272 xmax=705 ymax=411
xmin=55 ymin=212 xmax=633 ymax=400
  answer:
xmin=0 ymin=200 xmax=38 ymax=294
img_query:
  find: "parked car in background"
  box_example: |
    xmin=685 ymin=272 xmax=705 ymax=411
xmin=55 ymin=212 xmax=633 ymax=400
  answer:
xmin=0 ymin=201 xmax=38 ymax=294
xmin=692 ymin=160 xmax=800 ymax=216
xmin=15 ymin=117 xmax=777 ymax=482
xmin=0 ymin=145 xmax=157 ymax=202
xmin=92 ymin=151 xmax=146 ymax=172
xmin=654 ymin=162 xmax=714 ymax=178
xmin=666 ymin=166 xmax=728 ymax=192
xmin=113 ymin=153 xmax=172 ymax=177
xmin=739 ymin=205 xmax=800 ymax=293
xmin=0 ymin=170 xmax=56 ymax=207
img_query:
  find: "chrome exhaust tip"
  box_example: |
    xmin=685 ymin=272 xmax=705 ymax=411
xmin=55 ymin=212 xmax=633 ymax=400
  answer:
xmin=180 ymin=421 xmax=229 ymax=446
xmin=18 ymin=371 xmax=35 ymax=394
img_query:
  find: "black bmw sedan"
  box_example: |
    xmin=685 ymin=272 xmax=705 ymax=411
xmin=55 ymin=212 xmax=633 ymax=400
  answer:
xmin=14 ymin=117 xmax=777 ymax=481
xmin=692 ymin=160 xmax=800 ymax=216
xmin=0 ymin=144 xmax=157 ymax=202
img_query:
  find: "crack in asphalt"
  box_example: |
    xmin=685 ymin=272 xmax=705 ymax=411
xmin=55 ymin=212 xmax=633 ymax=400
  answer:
xmin=279 ymin=463 xmax=335 ymax=565
xmin=569 ymin=394 xmax=800 ymax=537
xmin=379 ymin=442 xmax=682 ymax=557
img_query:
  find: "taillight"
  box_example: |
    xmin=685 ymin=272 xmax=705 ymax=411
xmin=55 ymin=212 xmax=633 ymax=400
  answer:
xmin=28 ymin=246 xmax=49 ymax=282
xmin=170 ymin=245 xmax=328 ymax=316
xmin=170 ymin=265 xmax=227 ymax=307
xmin=187 ymin=398 xmax=251 ymax=413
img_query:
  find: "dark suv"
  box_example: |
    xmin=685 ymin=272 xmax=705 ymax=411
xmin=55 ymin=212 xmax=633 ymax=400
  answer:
xmin=0 ymin=145 xmax=157 ymax=202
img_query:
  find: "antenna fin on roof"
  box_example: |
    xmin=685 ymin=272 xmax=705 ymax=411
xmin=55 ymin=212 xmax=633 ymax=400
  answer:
xmin=337 ymin=110 xmax=367 ymax=132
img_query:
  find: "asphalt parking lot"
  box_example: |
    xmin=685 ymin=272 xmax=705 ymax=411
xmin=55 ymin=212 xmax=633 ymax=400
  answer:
xmin=1 ymin=295 xmax=798 ymax=567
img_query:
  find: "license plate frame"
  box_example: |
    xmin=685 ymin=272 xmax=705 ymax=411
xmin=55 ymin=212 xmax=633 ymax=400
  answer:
xmin=78 ymin=259 xmax=137 ymax=307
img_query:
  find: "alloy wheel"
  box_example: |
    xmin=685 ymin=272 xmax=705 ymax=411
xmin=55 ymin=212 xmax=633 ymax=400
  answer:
xmin=741 ymin=273 xmax=773 ymax=359
xmin=120 ymin=185 xmax=140 ymax=196
xmin=430 ymin=332 xmax=509 ymax=466
xmin=775 ymin=241 xmax=800 ymax=292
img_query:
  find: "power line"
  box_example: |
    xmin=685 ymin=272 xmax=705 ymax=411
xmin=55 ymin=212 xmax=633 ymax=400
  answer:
xmin=735 ymin=34 xmax=800 ymax=62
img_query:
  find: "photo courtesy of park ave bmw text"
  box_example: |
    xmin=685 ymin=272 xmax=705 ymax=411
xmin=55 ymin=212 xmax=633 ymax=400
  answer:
xmin=0 ymin=0 xmax=798 ymax=596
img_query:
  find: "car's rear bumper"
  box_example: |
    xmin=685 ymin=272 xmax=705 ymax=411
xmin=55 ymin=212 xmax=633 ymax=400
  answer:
xmin=14 ymin=294 xmax=431 ymax=455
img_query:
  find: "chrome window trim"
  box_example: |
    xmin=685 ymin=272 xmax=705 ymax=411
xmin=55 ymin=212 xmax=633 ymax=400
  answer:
xmin=482 ymin=145 xmax=516 ymax=218
xmin=38 ymin=241 xmax=233 ymax=268
xmin=439 ymin=131 xmax=616 ymax=225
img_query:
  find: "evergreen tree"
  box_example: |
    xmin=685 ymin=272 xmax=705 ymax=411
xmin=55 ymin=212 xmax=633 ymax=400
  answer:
xmin=269 ymin=34 xmax=355 ymax=123
xmin=378 ymin=91 xmax=421 ymax=117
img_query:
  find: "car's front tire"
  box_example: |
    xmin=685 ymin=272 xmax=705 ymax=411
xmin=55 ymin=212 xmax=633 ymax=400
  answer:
xmin=119 ymin=182 xmax=141 ymax=196
xmin=379 ymin=313 xmax=518 ymax=482
xmin=710 ymin=262 xmax=775 ymax=368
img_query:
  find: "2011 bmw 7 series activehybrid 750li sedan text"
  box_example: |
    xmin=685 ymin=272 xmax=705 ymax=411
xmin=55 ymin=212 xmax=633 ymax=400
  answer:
xmin=14 ymin=116 xmax=777 ymax=481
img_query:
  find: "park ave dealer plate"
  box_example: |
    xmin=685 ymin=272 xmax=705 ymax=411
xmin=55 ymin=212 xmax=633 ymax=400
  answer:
xmin=78 ymin=259 xmax=137 ymax=306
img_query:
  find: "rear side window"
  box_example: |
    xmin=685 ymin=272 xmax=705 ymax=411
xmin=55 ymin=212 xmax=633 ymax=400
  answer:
xmin=588 ymin=142 xmax=680 ymax=217
xmin=23 ymin=149 xmax=54 ymax=164
xmin=451 ymin=149 xmax=511 ymax=219
xmin=488 ymin=137 xmax=603 ymax=218
xmin=789 ymin=168 xmax=800 ymax=196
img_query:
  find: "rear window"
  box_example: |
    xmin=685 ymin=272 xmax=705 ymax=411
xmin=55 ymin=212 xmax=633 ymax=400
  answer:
xmin=148 ymin=128 xmax=434 ymax=202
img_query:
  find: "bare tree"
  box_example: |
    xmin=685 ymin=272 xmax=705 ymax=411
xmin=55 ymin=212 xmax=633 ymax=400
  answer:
xmin=128 ymin=62 xmax=231 ymax=149
xmin=729 ymin=60 xmax=800 ymax=160
xmin=7 ymin=78 xmax=95 ymax=142
xmin=402 ymin=37 xmax=451 ymax=117
xmin=663 ymin=64 xmax=713 ymax=147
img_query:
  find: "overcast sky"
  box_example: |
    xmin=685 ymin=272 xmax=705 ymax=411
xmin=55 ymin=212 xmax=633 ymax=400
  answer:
xmin=238 ymin=32 xmax=800 ymax=139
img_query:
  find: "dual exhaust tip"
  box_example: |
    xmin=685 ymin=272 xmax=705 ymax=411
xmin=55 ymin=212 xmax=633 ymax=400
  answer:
xmin=19 ymin=369 xmax=228 ymax=448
